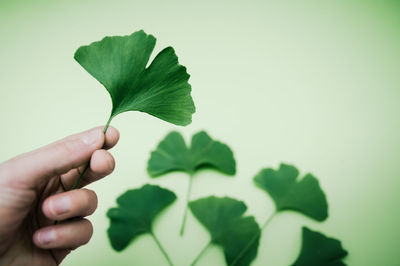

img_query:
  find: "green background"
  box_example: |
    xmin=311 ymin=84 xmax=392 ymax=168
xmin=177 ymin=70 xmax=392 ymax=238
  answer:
xmin=1 ymin=0 xmax=399 ymax=265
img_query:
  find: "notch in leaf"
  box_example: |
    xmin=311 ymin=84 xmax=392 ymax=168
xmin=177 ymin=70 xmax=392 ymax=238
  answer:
xmin=106 ymin=184 xmax=176 ymax=266
xmin=189 ymin=196 xmax=260 ymax=266
xmin=292 ymin=227 xmax=348 ymax=266
xmin=147 ymin=131 xmax=236 ymax=235
xmin=71 ymin=30 xmax=196 ymax=189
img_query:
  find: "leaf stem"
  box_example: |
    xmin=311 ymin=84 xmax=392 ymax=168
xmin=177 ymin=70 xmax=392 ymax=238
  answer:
xmin=261 ymin=210 xmax=276 ymax=230
xmin=190 ymin=241 xmax=211 ymax=266
xmin=103 ymin=116 xmax=113 ymax=134
xmin=150 ymin=231 xmax=174 ymax=266
xmin=229 ymin=211 xmax=277 ymax=266
xmin=179 ymin=172 xmax=194 ymax=235
xmin=71 ymin=116 xmax=113 ymax=189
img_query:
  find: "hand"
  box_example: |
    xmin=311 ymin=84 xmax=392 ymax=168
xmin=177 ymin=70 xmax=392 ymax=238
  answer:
xmin=0 ymin=126 xmax=119 ymax=265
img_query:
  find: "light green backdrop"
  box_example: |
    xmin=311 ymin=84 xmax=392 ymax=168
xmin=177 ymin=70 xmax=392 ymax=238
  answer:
xmin=1 ymin=0 xmax=400 ymax=265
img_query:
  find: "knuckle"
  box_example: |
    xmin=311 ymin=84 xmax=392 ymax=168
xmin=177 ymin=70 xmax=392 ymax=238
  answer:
xmin=50 ymin=142 xmax=76 ymax=175
xmin=60 ymin=140 xmax=76 ymax=159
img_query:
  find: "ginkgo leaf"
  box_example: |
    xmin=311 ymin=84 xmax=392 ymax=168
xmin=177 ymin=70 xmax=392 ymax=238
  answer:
xmin=148 ymin=131 xmax=236 ymax=177
xmin=147 ymin=130 xmax=236 ymax=235
xmin=292 ymin=227 xmax=348 ymax=266
xmin=74 ymin=30 xmax=195 ymax=126
xmin=106 ymin=184 xmax=176 ymax=251
xmin=189 ymin=196 xmax=260 ymax=266
xmin=254 ymin=163 xmax=328 ymax=221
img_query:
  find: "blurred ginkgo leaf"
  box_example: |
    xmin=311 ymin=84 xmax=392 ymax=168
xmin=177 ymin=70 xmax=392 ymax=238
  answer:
xmin=292 ymin=227 xmax=348 ymax=266
xmin=254 ymin=163 xmax=328 ymax=221
xmin=189 ymin=196 xmax=260 ymax=266
xmin=148 ymin=131 xmax=236 ymax=235
xmin=106 ymin=184 xmax=176 ymax=265
xmin=148 ymin=131 xmax=236 ymax=176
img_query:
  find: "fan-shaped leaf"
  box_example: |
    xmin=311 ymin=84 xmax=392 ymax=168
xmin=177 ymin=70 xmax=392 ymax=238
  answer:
xmin=74 ymin=30 xmax=195 ymax=126
xmin=106 ymin=184 xmax=176 ymax=251
xmin=189 ymin=196 xmax=260 ymax=266
xmin=292 ymin=227 xmax=348 ymax=266
xmin=148 ymin=131 xmax=236 ymax=177
xmin=254 ymin=163 xmax=328 ymax=221
xmin=147 ymin=131 xmax=237 ymax=235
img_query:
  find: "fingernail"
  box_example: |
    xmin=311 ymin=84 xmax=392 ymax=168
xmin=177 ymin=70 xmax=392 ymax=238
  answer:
xmin=81 ymin=129 xmax=102 ymax=146
xmin=50 ymin=196 xmax=71 ymax=215
xmin=38 ymin=229 xmax=56 ymax=244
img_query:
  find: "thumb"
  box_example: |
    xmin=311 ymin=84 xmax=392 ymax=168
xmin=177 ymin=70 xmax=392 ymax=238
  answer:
xmin=0 ymin=127 xmax=105 ymax=189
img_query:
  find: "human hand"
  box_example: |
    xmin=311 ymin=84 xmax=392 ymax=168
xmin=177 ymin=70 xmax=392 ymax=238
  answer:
xmin=0 ymin=127 xmax=119 ymax=265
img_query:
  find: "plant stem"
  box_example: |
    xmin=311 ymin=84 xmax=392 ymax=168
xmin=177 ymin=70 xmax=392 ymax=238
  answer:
xmin=228 ymin=211 xmax=277 ymax=266
xmin=190 ymin=241 xmax=211 ymax=266
xmin=261 ymin=210 xmax=276 ymax=230
xmin=71 ymin=117 xmax=113 ymax=189
xmin=179 ymin=173 xmax=194 ymax=235
xmin=150 ymin=231 xmax=174 ymax=266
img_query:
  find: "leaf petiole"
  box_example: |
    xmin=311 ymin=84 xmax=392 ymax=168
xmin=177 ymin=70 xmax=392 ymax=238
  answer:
xmin=261 ymin=210 xmax=276 ymax=230
xmin=150 ymin=231 xmax=174 ymax=266
xmin=179 ymin=172 xmax=194 ymax=235
xmin=190 ymin=241 xmax=211 ymax=266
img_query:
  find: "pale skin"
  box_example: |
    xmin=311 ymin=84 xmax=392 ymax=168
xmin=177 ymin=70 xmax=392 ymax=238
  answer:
xmin=0 ymin=126 xmax=120 ymax=265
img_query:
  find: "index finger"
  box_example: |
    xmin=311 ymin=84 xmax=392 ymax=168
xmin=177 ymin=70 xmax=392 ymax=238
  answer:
xmin=1 ymin=126 xmax=118 ymax=189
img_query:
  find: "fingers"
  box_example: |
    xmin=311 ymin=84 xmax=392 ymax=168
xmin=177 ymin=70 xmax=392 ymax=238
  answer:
xmin=103 ymin=126 xmax=119 ymax=149
xmin=42 ymin=189 xmax=97 ymax=221
xmin=33 ymin=218 xmax=93 ymax=249
xmin=2 ymin=126 xmax=119 ymax=189
xmin=52 ymin=249 xmax=71 ymax=265
xmin=61 ymin=149 xmax=115 ymax=189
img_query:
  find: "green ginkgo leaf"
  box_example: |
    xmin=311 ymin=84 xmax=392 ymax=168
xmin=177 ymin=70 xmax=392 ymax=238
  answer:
xmin=148 ymin=131 xmax=236 ymax=176
xmin=74 ymin=30 xmax=195 ymax=126
xmin=106 ymin=184 xmax=176 ymax=265
xmin=254 ymin=163 xmax=328 ymax=221
xmin=189 ymin=196 xmax=260 ymax=266
xmin=292 ymin=227 xmax=348 ymax=266
xmin=70 ymin=30 xmax=196 ymax=190
xmin=147 ymin=131 xmax=236 ymax=235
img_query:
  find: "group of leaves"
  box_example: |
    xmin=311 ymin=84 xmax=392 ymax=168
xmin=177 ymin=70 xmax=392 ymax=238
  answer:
xmin=106 ymin=132 xmax=348 ymax=266
xmin=74 ymin=30 xmax=348 ymax=265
